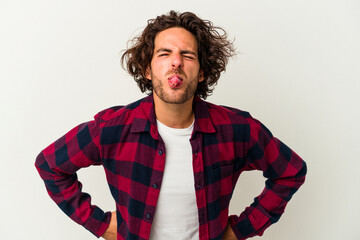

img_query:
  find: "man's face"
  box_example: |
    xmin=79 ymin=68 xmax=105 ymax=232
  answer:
xmin=146 ymin=27 xmax=204 ymax=104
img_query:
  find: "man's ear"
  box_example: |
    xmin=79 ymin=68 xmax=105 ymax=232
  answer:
xmin=145 ymin=66 xmax=151 ymax=80
xmin=198 ymin=70 xmax=204 ymax=82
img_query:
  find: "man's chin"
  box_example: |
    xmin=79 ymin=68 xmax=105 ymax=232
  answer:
xmin=160 ymin=97 xmax=189 ymax=105
xmin=155 ymin=92 xmax=192 ymax=105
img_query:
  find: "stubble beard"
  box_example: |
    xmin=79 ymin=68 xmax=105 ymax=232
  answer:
xmin=151 ymin=72 xmax=199 ymax=104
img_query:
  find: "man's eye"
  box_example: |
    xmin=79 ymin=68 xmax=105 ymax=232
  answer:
xmin=184 ymin=55 xmax=195 ymax=60
xmin=159 ymin=53 xmax=169 ymax=57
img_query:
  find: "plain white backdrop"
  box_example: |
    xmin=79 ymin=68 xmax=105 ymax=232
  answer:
xmin=1 ymin=0 xmax=359 ymax=239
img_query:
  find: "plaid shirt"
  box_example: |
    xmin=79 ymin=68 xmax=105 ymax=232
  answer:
xmin=35 ymin=94 xmax=306 ymax=240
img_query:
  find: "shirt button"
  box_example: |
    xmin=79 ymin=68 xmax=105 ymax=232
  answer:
xmin=152 ymin=183 xmax=158 ymax=189
xmin=196 ymin=183 xmax=201 ymax=189
xmin=146 ymin=213 xmax=151 ymax=219
xmin=158 ymin=150 xmax=163 ymax=155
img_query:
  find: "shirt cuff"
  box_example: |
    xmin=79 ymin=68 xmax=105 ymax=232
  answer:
xmin=83 ymin=208 xmax=112 ymax=238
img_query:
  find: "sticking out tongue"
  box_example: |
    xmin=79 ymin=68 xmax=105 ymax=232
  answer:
xmin=168 ymin=76 xmax=183 ymax=88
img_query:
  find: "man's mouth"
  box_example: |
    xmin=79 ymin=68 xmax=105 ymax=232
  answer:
xmin=168 ymin=75 xmax=183 ymax=88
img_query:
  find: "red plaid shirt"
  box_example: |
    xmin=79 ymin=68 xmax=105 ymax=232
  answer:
xmin=35 ymin=94 xmax=306 ymax=240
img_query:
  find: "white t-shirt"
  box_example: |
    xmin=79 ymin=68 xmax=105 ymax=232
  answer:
xmin=149 ymin=120 xmax=199 ymax=240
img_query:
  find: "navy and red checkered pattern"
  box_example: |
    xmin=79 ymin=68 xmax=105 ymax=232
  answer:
xmin=35 ymin=94 xmax=306 ymax=240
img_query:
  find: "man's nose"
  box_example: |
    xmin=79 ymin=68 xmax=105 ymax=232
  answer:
xmin=171 ymin=54 xmax=183 ymax=69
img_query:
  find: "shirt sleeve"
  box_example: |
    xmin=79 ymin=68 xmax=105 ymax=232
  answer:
xmin=229 ymin=115 xmax=307 ymax=239
xmin=35 ymin=115 xmax=111 ymax=238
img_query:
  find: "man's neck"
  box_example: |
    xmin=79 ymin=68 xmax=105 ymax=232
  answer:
xmin=153 ymin=95 xmax=195 ymax=129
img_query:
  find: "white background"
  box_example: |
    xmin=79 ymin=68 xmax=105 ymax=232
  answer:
xmin=1 ymin=0 xmax=359 ymax=239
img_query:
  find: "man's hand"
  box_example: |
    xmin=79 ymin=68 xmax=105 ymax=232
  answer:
xmin=102 ymin=211 xmax=117 ymax=240
xmin=222 ymin=222 xmax=237 ymax=240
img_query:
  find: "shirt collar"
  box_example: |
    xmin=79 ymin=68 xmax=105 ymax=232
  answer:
xmin=130 ymin=94 xmax=216 ymax=139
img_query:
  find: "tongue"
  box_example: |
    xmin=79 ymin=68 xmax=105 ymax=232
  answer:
xmin=168 ymin=77 xmax=182 ymax=88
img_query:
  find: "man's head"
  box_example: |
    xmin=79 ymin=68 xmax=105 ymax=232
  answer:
xmin=121 ymin=10 xmax=235 ymax=99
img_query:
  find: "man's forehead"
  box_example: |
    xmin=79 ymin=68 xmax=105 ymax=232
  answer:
xmin=153 ymin=27 xmax=198 ymax=51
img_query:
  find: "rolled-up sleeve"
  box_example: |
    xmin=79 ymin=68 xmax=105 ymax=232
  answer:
xmin=229 ymin=115 xmax=307 ymax=239
xmin=35 ymin=116 xmax=111 ymax=238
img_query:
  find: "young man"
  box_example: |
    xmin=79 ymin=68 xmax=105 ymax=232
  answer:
xmin=35 ymin=11 xmax=307 ymax=240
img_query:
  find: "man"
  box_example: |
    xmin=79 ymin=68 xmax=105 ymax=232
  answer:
xmin=35 ymin=11 xmax=307 ymax=240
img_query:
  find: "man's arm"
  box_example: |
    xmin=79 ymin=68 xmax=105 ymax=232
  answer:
xmin=35 ymin=118 xmax=111 ymax=238
xmin=222 ymin=222 xmax=237 ymax=240
xmin=102 ymin=211 xmax=117 ymax=240
xmin=229 ymin=116 xmax=307 ymax=239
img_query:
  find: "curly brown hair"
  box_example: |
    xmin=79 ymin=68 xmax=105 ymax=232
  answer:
xmin=121 ymin=10 xmax=235 ymax=99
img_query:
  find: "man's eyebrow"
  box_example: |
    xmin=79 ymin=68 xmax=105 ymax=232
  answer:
xmin=180 ymin=50 xmax=197 ymax=56
xmin=156 ymin=48 xmax=172 ymax=53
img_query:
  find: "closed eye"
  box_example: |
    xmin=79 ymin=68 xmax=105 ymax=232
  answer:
xmin=181 ymin=50 xmax=196 ymax=60
xmin=156 ymin=48 xmax=171 ymax=57
xmin=184 ymin=55 xmax=195 ymax=60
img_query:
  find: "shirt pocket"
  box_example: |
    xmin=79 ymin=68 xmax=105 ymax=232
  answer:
xmin=205 ymin=163 xmax=235 ymax=221
xmin=206 ymin=163 xmax=235 ymax=200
